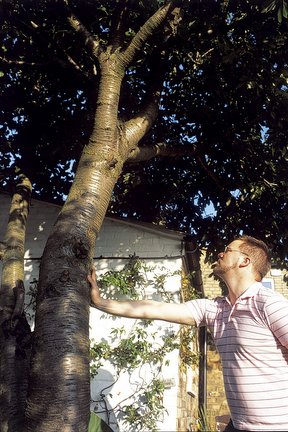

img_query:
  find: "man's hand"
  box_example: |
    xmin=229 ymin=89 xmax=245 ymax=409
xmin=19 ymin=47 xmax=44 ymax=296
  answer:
xmin=88 ymin=267 xmax=101 ymax=306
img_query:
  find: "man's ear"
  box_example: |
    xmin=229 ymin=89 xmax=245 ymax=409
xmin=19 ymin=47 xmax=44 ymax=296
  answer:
xmin=239 ymin=256 xmax=251 ymax=268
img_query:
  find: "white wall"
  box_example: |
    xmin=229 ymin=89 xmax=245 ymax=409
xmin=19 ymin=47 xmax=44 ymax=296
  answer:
xmin=0 ymin=193 xmax=185 ymax=431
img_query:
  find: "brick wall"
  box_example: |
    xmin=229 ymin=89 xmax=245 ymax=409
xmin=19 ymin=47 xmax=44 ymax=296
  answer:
xmin=176 ymin=350 xmax=199 ymax=431
xmin=271 ymin=269 xmax=288 ymax=297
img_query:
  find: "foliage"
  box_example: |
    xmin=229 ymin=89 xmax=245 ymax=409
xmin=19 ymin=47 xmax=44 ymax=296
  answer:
xmin=98 ymin=256 xmax=181 ymax=302
xmin=197 ymin=406 xmax=215 ymax=432
xmin=120 ymin=379 xmax=166 ymax=432
xmin=180 ymin=325 xmax=200 ymax=368
xmin=24 ymin=277 xmax=38 ymax=321
xmin=88 ymin=412 xmax=114 ymax=432
xmin=98 ymin=256 xmax=147 ymax=300
xmin=90 ymin=325 xmax=180 ymax=376
xmin=90 ymin=258 xmax=199 ymax=432
xmin=182 ymin=271 xmax=202 ymax=302
xmin=262 ymin=0 xmax=288 ymax=23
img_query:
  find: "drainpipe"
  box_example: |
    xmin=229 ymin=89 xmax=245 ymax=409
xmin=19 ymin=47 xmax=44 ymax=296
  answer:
xmin=183 ymin=236 xmax=207 ymax=418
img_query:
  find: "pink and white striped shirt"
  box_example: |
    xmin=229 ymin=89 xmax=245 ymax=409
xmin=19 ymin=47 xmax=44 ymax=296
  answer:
xmin=186 ymin=282 xmax=288 ymax=431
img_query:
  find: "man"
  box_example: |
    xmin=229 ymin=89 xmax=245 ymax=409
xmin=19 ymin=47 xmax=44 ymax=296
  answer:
xmin=88 ymin=235 xmax=288 ymax=431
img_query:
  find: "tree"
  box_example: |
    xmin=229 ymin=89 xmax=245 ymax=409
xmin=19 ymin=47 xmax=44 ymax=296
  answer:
xmin=0 ymin=175 xmax=32 ymax=431
xmin=0 ymin=1 xmax=288 ymax=431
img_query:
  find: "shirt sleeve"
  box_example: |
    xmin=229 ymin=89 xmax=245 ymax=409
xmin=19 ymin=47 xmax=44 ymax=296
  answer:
xmin=184 ymin=298 xmax=210 ymax=327
xmin=264 ymin=293 xmax=288 ymax=348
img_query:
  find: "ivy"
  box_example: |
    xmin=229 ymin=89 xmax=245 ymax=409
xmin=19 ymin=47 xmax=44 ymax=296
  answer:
xmin=121 ymin=379 xmax=166 ymax=432
xmin=180 ymin=325 xmax=200 ymax=368
xmin=90 ymin=257 xmax=200 ymax=431
xmin=99 ymin=255 xmax=147 ymax=300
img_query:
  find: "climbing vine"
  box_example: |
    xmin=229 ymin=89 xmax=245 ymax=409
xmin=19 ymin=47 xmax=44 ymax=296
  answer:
xmin=179 ymin=272 xmax=201 ymax=369
xmin=90 ymin=257 xmax=200 ymax=432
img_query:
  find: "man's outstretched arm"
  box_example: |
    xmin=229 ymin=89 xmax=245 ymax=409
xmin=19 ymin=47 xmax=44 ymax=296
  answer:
xmin=88 ymin=268 xmax=195 ymax=326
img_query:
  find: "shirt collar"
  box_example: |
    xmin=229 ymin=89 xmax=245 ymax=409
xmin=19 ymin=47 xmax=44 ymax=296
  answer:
xmin=225 ymin=281 xmax=263 ymax=304
xmin=239 ymin=281 xmax=263 ymax=299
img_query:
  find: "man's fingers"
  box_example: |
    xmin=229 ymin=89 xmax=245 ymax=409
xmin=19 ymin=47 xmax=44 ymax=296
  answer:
xmin=88 ymin=267 xmax=97 ymax=284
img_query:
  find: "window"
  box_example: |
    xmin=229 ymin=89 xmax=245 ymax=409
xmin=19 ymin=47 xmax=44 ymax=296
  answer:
xmin=262 ymin=278 xmax=274 ymax=290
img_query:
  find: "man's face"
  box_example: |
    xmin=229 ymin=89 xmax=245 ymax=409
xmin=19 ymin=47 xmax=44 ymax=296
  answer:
xmin=213 ymin=240 xmax=246 ymax=278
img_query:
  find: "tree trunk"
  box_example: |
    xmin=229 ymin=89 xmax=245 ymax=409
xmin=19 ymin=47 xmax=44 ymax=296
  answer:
xmin=25 ymin=60 xmax=126 ymax=432
xmin=0 ymin=176 xmax=32 ymax=432
xmin=24 ymin=6 xmax=169 ymax=426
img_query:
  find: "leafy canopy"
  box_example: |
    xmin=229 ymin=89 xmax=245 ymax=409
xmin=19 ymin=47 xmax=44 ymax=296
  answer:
xmin=1 ymin=0 xmax=288 ymax=262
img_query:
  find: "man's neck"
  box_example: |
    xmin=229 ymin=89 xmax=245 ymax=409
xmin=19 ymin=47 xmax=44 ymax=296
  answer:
xmin=225 ymin=276 xmax=257 ymax=305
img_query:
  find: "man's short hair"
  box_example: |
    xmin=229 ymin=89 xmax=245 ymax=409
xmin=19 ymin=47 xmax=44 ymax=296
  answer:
xmin=237 ymin=235 xmax=271 ymax=281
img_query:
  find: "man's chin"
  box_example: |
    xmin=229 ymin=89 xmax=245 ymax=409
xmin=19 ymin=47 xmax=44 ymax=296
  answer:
xmin=212 ymin=266 xmax=224 ymax=278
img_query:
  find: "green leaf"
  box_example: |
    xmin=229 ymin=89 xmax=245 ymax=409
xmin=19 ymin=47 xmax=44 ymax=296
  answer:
xmin=88 ymin=412 xmax=114 ymax=432
xmin=283 ymin=0 xmax=288 ymax=17
xmin=278 ymin=6 xmax=283 ymax=23
xmin=261 ymin=0 xmax=277 ymax=13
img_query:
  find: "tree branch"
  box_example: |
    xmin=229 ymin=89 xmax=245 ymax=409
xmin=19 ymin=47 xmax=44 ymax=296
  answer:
xmin=121 ymin=1 xmax=179 ymax=67
xmin=108 ymin=0 xmax=130 ymax=51
xmin=195 ymin=155 xmax=225 ymax=192
xmin=122 ymin=46 xmax=170 ymax=151
xmin=122 ymin=86 xmax=161 ymax=150
xmin=0 ymin=49 xmax=92 ymax=79
xmin=126 ymin=142 xmax=197 ymax=163
xmin=0 ymin=56 xmax=49 ymax=67
xmin=127 ymin=143 xmax=225 ymax=193
xmin=2 ymin=6 xmax=94 ymax=80
xmin=118 ymin=2 xmax=183 ymax=149
xmin=64 ymin=0 xmax=102 ymax=59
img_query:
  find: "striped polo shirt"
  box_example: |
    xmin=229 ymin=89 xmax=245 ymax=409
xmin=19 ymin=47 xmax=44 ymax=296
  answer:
xmin=185 ymin=282 xmax=288 ymax=431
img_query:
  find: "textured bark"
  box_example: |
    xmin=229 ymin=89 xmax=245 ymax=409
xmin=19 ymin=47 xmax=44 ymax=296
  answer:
xmin=0 ymin=175 xmax=32 ymax=432
xmin=24 ymin=3 xmax=183 ymax=431
xmin=24 ymin=56 xmax=127 ymax=432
